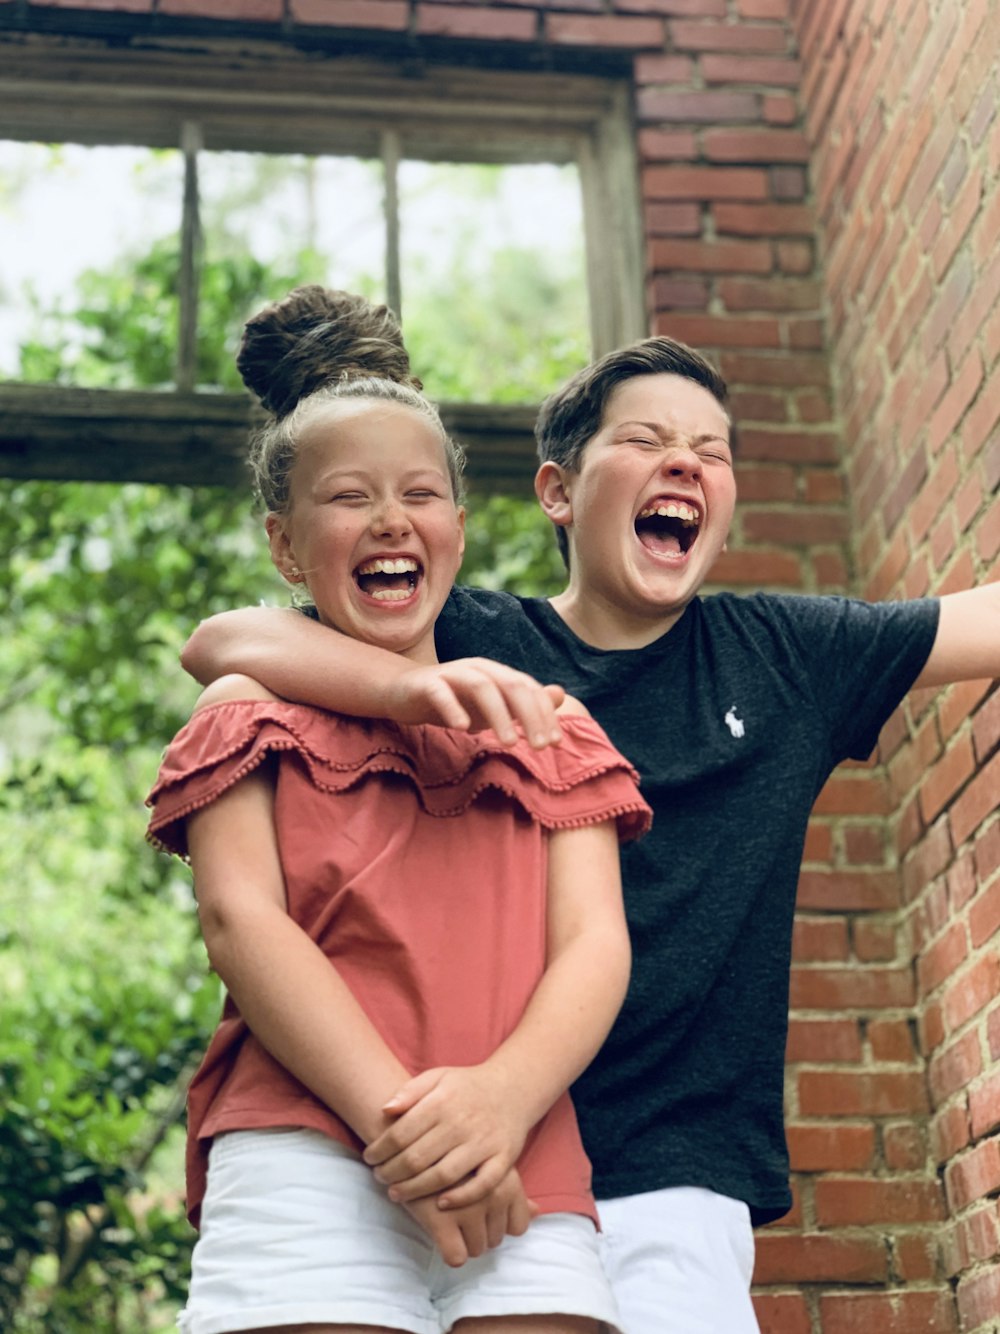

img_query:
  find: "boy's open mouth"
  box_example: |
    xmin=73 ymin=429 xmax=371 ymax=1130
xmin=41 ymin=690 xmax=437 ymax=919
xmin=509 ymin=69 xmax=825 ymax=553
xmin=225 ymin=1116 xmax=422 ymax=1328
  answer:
xmin=634 ymin=499 xmax=701 ymax=556
xmin=354 ymin=556 xmax=422 ymax=602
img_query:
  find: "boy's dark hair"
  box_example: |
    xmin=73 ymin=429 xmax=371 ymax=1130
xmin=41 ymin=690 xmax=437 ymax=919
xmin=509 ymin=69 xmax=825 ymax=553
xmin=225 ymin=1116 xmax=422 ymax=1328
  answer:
xmin=535 ymin=336 xmax=731 ymax=566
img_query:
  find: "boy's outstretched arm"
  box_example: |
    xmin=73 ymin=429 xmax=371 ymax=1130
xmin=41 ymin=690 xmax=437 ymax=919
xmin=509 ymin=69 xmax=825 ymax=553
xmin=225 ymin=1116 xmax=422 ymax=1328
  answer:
xmin=182 ymin=607 xmax=564 ymax=748
xmin=914 ymin=583 xmax=1000 ymax=689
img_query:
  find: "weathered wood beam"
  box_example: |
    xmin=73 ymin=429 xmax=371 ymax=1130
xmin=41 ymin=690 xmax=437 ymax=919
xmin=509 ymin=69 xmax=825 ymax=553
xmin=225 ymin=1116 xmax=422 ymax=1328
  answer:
xmin=0 ymin=385 xmax=539 ymax=492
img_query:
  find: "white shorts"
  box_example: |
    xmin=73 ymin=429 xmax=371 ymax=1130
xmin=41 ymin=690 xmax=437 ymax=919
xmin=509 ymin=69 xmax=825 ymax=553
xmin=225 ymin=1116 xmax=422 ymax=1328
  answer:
xmin=597 ymin=1186 xmax=758 ymax=1334
xmin=179 ymin=1128 xmax=621 ymax=1334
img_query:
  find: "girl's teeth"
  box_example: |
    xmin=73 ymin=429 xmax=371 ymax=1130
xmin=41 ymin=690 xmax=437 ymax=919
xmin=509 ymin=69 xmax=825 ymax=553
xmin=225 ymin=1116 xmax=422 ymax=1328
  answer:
xmin=369 ymin=587 xmax=413 ymax=601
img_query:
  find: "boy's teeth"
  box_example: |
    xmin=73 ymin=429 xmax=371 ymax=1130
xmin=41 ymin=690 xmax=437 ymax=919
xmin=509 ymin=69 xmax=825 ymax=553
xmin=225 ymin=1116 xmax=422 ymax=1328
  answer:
xmin=357 ymin=557 xmax=419 ymax=575
xmin=638 ymin=501 xmax=700 ymax=525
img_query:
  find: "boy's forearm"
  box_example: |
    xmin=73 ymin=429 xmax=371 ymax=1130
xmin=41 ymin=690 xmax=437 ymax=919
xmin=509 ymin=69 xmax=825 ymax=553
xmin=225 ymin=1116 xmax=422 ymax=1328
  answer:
xmin=182 ymin=607 xmax=410 ymax=714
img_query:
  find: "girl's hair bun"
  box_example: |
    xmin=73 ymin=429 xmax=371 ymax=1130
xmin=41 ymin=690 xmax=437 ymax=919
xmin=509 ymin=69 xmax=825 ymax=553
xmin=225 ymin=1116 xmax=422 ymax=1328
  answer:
xmin=237 ymin=285 xmax=421 ymax=419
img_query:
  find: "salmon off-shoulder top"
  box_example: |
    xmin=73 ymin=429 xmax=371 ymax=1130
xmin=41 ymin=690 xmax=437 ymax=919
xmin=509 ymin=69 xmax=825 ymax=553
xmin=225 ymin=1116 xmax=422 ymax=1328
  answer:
xmin=146 ymin=701 xmax=651 ymax=1227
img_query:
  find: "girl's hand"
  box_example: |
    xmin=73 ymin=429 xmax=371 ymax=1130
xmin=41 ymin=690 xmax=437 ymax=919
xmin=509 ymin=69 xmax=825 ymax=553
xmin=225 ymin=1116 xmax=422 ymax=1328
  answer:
xmin=402 ymin=1169 xmax=537 ymax=1267
xmin=363 ymin=1064 xmax=532 ymax=1206
xmin=384 ymin=659 xmax=566 ymax=749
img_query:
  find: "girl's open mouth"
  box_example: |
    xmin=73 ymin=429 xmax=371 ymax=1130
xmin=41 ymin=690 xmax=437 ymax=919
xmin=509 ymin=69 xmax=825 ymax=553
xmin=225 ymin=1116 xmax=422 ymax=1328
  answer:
xmin=634 ymin=499 xmax=700 ymax=557
xmin=354 ymin=556 xmax=423 ymax=602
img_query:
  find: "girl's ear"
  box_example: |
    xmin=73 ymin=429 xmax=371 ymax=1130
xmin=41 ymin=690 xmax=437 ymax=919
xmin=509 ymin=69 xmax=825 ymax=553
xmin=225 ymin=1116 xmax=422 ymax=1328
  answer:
xmin=456 ymin=505 xmax=466 ymax=565
xmin=265 ymin=513 xmax=304 ymax=584
xmin=534 ymin=461 xmax=573 ymax=530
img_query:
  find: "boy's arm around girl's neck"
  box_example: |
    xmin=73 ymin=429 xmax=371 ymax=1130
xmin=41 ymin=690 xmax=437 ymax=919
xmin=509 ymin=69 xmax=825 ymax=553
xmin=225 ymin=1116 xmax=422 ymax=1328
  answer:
xmin=181 ymin=605 xmax=566 ymax=749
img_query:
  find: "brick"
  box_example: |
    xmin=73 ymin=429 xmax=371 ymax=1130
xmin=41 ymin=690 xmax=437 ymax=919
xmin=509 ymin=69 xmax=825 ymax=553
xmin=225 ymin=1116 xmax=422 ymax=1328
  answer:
xmin=743 ymin=508 xmax=847 ymax=544
xmin=546 ymin=13 xmax=663 ymax=46
xmin=770 ymin=165 xmax=807 ymax=199
xmin=815 ymin=1177 xmax=946 ymax=1227
xmin=819 ymin=1291 xmax=957 ymax=1334
xmin=797 ymin=869 xmax=900 ymax=912
xmin=929 ymin=1029 xmax=982 ymax=1105
xmin=166 ymin=0 xmax=279 ymax=12
xmin=709 ymin=549 xmax=803 ymax=586
xmin=786 ymin=1122 xmax=876 ymax=1172
xmin=31 ymin=0 xmax=151 ymax=9
xmin=813 ymin=774 xmax=891 ymax=817
xmin=798 ymin=1071 xmax=929 ymax=1117
xmin=947 ymin=849 xmax=978 ymax=911
xmin=927 ymin=348 xmax=986 ymax=455
xmin=722 ymin=352 xmax=832 ymax=389
xmin=892 ymin=1231 xmax=939 ymax=1281
xmin=737 ymin=428 xmax=840 ymax=462
xmin=734 ymin=463 xmax=797 ymax=502
xmin=776 ymin=240 xmax=814 ymax=274
xmin=813 ymin=549 xmax=849 ymax=588
xmin=754 ymin=1232 xmax=888 ymax=1284
xmin=950 ymin=749 xmax=1000 ymax=846
xmin=918 ymin=919 xmax=968 ymax=997
xmin=970 ymin=859 xmax=1000 ymax=949
xmin=736 ymin=0 xmax=788 ymax=15
xmin=619 ymin=0 xmax=725 ymax=14
xmin=786 ymin=1017 xmax=862 ymax=1062
xmin=638 ymin=90 xmax=759 ymax=122
xmin=291 ymin=0 xmax=407 ymax=26
xmin=868 ymin=1017 xmax=916 ymax=1062
xmin=790 ymin=966 xmax=914 ymax=1010
xmin=701 ymin=54 xmax=801 ymax=85
xmin=638 ymin=129 xmax=699 ymax=161
xmin=704 ymin=129 xmax=810 ymax=163
xmin=957 ymin=1262 xmax=1000 ymax=1332
xmin=943 ymin=952 xmax=1000 ymax=1033
xmin=883 ymin=1121 xmax=928 ymax=1171
xmin=649 ymin=238 xmax=773 ymax=273
xmin=969 ymin=1066 xmax=1000 ymax=1139
xmin=717 ymin=277 xmax=821 ymax=311
xmin=645 ymin=202 xmax=701 ymax=235
xmin=919 ymin=731 xmax=976 ymax=824
xmin=804 ymin=469 xmax=844 ymax=503
xmin=752 ymin=1292 xmax=810 ymax=1334
xmin=975 ymin=821 xmax=1000 ymax=892
xmin=670 ymin=18 xmax=789 ymax=53
xmin=712 ymin=202 xmax=814 ymax=236
xmin=932 ymin=1100 xmax=971 ymax=1162
xmin=853 ymin=918 xmax=898 ymax=962
xmin=634 ymin=53 xmax=696 ymax=83
xmin=417 ymin=4 xmax=536 ymax=39
xmin=648 ymin=275 xmax=709 ymax=308
xmin=643 ymin=165 xmax=769 ymax=200
xmin=653 ymin=313 xmax=782 ymax=347
xmin=932 ymin=166 xmax=983 ymax=281
xmin=792 ymin=915 xmax=850 ymax=962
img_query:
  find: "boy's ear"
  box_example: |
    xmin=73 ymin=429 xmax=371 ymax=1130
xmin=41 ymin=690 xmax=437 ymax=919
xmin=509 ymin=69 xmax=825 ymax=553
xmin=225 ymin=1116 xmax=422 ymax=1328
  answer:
xmin=534 ymin=461 xmax=573 ymax=530
xmin=265 ymin=513 xmax=304 ymax=584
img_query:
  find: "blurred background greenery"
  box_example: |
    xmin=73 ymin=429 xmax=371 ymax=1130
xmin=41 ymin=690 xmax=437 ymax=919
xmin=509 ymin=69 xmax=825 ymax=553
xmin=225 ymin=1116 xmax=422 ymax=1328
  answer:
xmin=1 ymin=148 xmax=581 ymax=1331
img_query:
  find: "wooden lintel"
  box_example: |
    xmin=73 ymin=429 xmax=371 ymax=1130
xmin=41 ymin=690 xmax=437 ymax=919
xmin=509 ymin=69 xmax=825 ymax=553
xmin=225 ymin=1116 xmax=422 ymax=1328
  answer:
xmin=0 ymin=385 xmax=539 ymax=492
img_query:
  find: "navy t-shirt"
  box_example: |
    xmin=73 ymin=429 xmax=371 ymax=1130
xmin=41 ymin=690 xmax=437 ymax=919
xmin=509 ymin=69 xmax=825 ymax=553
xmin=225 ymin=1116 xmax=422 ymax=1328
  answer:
xmin=435 ymin=588 xmax=939 ymax=1222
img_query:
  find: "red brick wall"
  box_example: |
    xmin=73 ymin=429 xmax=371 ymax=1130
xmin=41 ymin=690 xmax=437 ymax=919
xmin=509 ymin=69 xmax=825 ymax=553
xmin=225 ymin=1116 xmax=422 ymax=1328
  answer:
xmin=791 ymin=1 xmax=1000 ymax=1331
xmin=17 ymin=2 xmax=998 ymax=1330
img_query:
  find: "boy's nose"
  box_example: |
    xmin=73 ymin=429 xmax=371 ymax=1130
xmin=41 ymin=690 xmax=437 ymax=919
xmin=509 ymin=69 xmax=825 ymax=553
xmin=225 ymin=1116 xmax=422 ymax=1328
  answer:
xmin=661 ymin=446 xmax=702 ymax=481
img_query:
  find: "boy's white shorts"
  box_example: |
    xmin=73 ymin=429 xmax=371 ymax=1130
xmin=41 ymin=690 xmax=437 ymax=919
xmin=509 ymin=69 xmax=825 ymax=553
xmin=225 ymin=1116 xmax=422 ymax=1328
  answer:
xmin=178 ymin=1127 xmax=621 ymax=1334
xmin=597 ymin=1186 xmax=759 ymax=1334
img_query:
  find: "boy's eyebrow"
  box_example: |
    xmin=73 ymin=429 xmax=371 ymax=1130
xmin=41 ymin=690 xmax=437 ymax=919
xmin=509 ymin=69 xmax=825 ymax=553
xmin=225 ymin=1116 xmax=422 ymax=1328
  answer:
xmin=614 ymin=419 xmax=732 ymax=443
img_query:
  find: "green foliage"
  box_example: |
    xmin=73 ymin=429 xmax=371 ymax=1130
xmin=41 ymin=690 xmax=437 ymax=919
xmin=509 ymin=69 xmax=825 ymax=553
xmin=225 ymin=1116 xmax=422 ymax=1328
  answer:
xmin=3 ymin=152 xmax=572 ymax=1332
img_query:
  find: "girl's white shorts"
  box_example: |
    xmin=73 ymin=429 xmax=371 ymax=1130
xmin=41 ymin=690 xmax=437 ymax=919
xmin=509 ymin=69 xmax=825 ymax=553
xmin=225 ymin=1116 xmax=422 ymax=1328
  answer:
xmin=178 ymin=1127 xmax=621 ymax=1334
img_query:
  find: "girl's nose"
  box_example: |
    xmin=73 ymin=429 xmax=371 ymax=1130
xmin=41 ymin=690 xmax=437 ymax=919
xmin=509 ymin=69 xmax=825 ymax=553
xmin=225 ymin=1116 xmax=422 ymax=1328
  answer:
xmin=661 ymin=446 xmax=702 ymax=482
xmin=372 ymin=498 xmax=412 ymax=537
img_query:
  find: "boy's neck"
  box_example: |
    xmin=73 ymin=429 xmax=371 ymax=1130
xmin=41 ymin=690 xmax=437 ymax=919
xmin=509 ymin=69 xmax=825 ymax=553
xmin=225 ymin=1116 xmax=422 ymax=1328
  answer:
xmin=548 ymin=587 xmax=688 ymax=651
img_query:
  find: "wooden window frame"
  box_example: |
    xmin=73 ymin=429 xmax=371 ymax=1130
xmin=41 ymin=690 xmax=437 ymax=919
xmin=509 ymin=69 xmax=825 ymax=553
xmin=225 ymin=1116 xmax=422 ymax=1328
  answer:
xmin=0 ymin=35 xmax=644 ymax=491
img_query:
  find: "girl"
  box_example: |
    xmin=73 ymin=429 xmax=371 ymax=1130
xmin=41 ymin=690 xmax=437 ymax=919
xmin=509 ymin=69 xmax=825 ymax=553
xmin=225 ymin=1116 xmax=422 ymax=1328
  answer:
xmin=147 ymin=286 xmax=650 ymax=1334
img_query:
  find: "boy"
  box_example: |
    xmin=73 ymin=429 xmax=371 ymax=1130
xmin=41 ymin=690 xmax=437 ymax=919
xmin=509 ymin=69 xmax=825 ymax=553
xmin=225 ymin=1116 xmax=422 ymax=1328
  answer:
xmin=183 ymin=336 xmax=999 ymax=1332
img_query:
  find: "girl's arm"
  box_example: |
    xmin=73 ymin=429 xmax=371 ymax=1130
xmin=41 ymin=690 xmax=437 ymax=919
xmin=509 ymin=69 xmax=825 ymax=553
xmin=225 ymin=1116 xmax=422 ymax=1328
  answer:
xmin=182 ymin=606 xmax=565 ymax=748
xmin=185 ymin=675 xmax=533 ymax=1263
xmin=363 ymin=702 xmax=632 ymax=1207
xmin=913 ymin=582 xmax=1000 ymax=688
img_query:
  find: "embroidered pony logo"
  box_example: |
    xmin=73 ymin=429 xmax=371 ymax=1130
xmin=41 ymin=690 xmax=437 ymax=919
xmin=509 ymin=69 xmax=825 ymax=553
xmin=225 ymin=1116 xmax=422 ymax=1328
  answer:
xmin=724 ymin=706 xmax=745 ymax=739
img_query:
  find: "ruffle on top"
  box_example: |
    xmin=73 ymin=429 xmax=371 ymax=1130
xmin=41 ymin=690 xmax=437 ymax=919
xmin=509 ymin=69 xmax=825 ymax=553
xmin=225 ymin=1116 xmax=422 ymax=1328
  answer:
xmin=146 ymin=700 xmax=652 ymax=857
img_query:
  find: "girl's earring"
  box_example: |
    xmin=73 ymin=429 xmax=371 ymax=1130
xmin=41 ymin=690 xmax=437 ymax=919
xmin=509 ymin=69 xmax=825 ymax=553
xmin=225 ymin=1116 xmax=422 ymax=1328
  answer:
xmin=290 ymin=566 xmax=300 ymax=575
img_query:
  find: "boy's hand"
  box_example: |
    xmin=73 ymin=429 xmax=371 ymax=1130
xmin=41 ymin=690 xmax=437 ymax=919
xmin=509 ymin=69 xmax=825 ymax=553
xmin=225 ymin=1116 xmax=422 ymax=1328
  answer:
xmin=384 ymin=659 xmax=565 ymax=749
xmin=402 ymin=1169 xmax=537 ymax=1267
xmin=364 ymin=1064 xmax=532 ymax=1206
